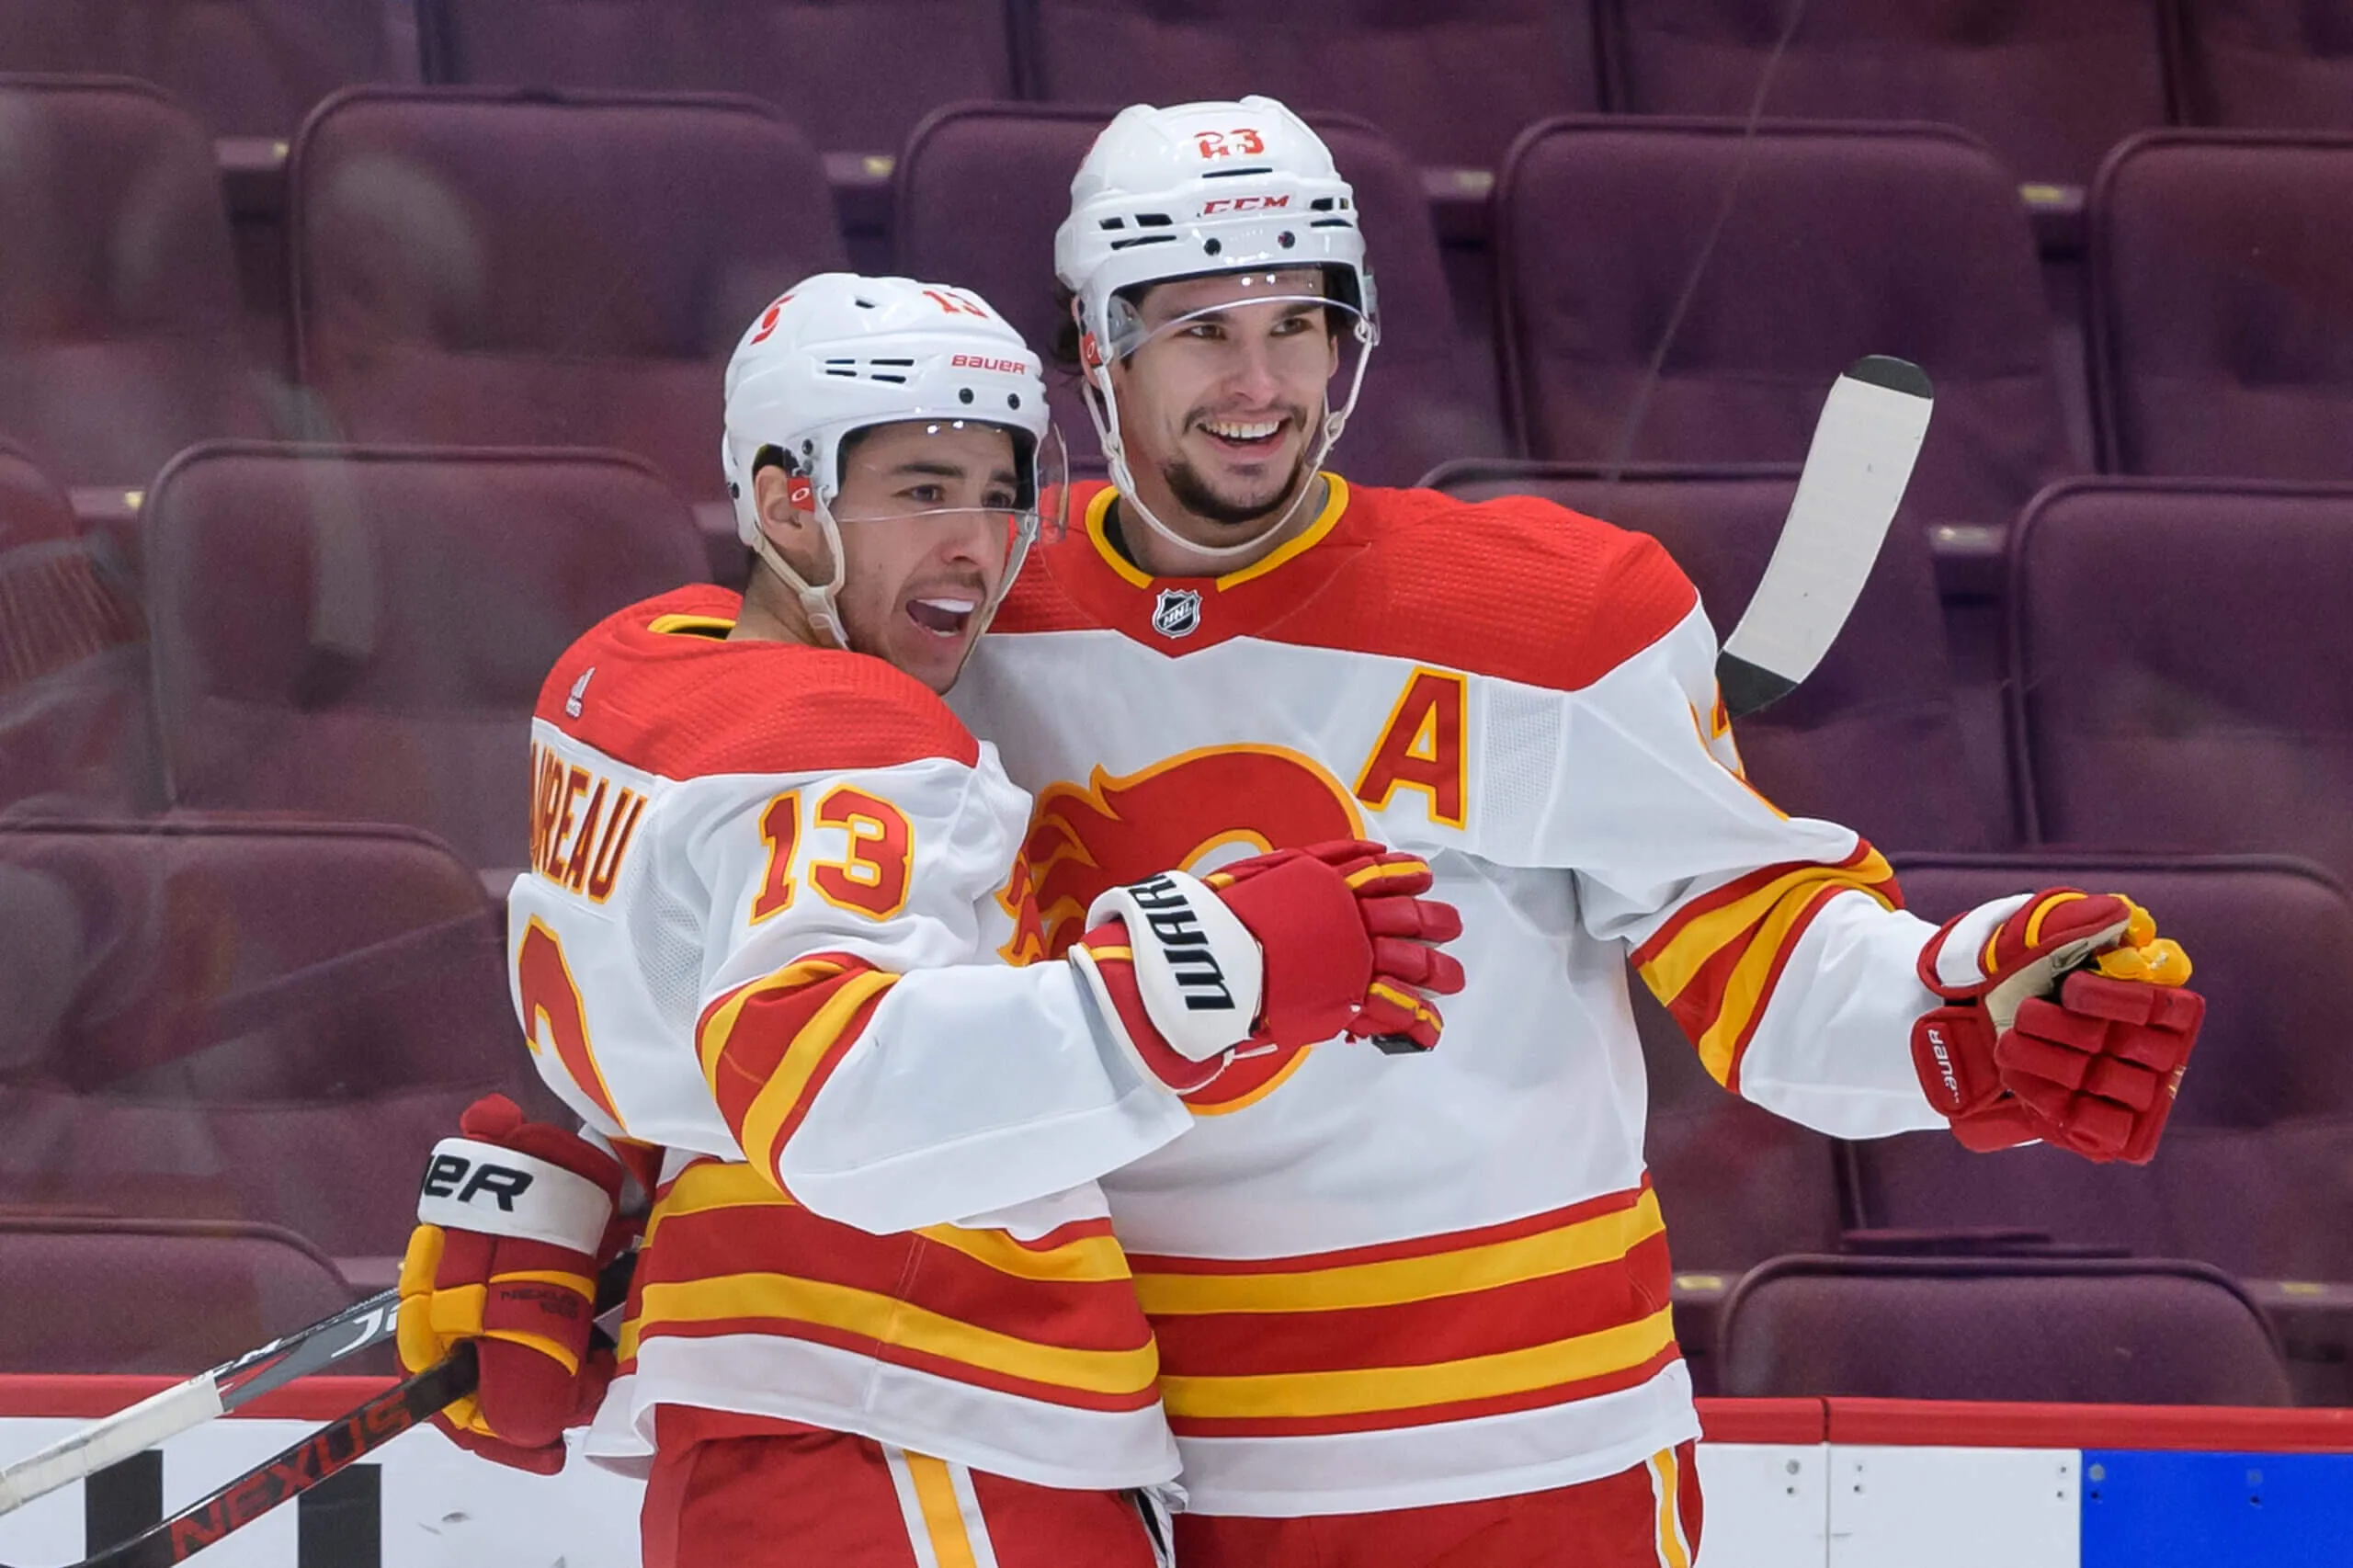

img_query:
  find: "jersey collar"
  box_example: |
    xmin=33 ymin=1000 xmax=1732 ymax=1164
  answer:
xmin=1047 ymin=473 xmax=1359 ymax=653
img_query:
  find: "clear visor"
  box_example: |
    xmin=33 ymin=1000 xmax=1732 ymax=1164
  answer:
xmin=823 ymin=419 xmax=1069 ymax=615
xmin=1102 ymin=277 xmax=1374 ymax=417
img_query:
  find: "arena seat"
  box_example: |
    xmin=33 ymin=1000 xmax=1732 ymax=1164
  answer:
xmin=1860 ymin=851 xmax=2353 ymax=1403
xmin=2174 ymin=0 xmax=2353 ymax=131
xmin=415 ymin=0 xmax=1011 ymax=158
xmin=1024 ymin=0 xmax=1601 ymax=175
xmin=0 ymin=1218 xmax=359 ymax=1374
xmin=1599 ymin=0 xmax=2170 ymax=192
xmin=1718 ymin=1255 xmax=2293 ymax=1404
xmin=0 ymin=0 xmax=392 ymax=138
xmin=0 ymin=76 xmax=272 ymax=489
xmin=142 ymin=444 xmax=706 ymax=870
xmin=290 ymin=86 xmax=845 ymax=504
xmin=894 ymin=104 xmax=1500 ymax=487
xmin=0 ymin=820 xmax=539 ymax=1263
xmin=2010 ymin=479 xmax=2353 ymax=881
xmin=0 ymin=446 xmax=155 ymax=816
xmin=2087 ymin=131 xmax=2353 ymax=480
xmin=1495 ymin=119 xmax=2074 ymax=534
xmin=1424 ymin=460 xmax=1995 ymax=851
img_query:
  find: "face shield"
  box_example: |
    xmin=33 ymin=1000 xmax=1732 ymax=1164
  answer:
xmin=815 ymin=417 xmax=1071 ymax=639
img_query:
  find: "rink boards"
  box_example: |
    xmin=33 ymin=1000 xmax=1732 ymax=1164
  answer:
xmin=0 ymin=1383 xmax=2347 ymax=1567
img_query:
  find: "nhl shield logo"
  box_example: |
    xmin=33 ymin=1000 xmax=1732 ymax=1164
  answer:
xmin=1152 ymin=588 xmax=1202 ymax=640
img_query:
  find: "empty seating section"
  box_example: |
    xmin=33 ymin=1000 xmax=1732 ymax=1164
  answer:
xmin=2174 ymin=0 xmax=2353 ymax=130
xmin=0 ymin=0 xmax=392 ymax=138
xmin=895 ymin=105 xmax=1495 ymax=486
xmin=1495 ymin=120 xmax=2075 ymax=531
xmin=290 ymin=87 xmax=844 ymax=502
xmin=1602 ymin=0 xmax=2171 ymax=189
xmin=2011 ymin=480 xmax=2353 ymax=882
xmin=0 ymin=821 xmax=534 ymax=1262
xmin=0 ymin=1219 xmax=358 ymax=1373
xmin=0 ymin=2 xmax=2347 ymax=1403
xmin=0 ymin=446 xmax=154 ymax=815
xmin=142 ymin=445 xmax=706 ymax=870
xmin=0 ymin=77 xmax=270 ymax=489
xmin=2089 ymin=131 xmax=2353 ymax=480
xmin=1029 ymin=0 xmax=1599 ymax=172
xmin=1717 ymin=1256 xmax=2293 ymax=1404
xmin=417 ymin=0 xmax=1011 ymax=157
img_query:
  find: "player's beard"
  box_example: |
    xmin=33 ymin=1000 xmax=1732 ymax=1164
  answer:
xmin=1159 ymin=405 xmax=1321 ymax=530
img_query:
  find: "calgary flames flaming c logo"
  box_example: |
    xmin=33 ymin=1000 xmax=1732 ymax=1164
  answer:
xmin=999 ymin=745 xmax=1366 ymax=1113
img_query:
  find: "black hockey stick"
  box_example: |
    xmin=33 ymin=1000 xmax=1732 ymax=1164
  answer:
xmin=0 ymin=1345 xmax=476 ymax=1568
xmin=0 ymin=1290 xmax=402 ymax=1518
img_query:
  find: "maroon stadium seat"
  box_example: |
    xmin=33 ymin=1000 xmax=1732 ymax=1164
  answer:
xmin=2010 ymin=479 xmax=2353 ymax=881
xmin=290 ymin=86 xmax=846 ymax=502
xmin=0 ymin=76 xmax=272 ymax=488
xmin=0 ymin=1218 xmax=358 ymax=1374
xmin=1718 ymin=1255 xmax=2292 ymax=1404
xmin=2087 ymin=131 xmax=2353 ymax=480
xmin=1601 ymin=0 xmax=2171 ymax=190
xmin=0 ymin=820 xmax=539 ymax=1262
xmin=895 ymin=104 xmax=1500 ymax=488
xmin=417 ymin=0 xmax=1014 ymax=157
xmin=2174 ymin=0 xmax=2353 ymax=131
xmin=0 ymin=0 xmax=391 ymax=138
xmin=1425 ymin=460 xmax=1995 ymax=851
xmin=1861 ymin=852 xmax=2353 ymax=1402
xmin=1025 ymin=0 xmax=1601 ymax=174
xmin=1495 ymin=119 xmax=2074 ymax=533
xmin=0 ymin=446 xmax=155 ymax=815
xmin=142 ymin=444 xmax=706 ymax=869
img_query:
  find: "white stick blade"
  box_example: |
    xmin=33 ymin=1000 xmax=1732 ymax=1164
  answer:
xmin=1718 ymin=356 xmax=1933 ymax=710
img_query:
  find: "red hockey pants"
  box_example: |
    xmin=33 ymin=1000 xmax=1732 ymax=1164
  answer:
xmin=641 ymin=1416 xmax=1166 ymax=1568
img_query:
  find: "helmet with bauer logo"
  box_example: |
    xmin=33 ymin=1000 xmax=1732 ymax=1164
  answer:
xmin=721 ymin=273 xmax=1061 ymax=648
xmin=1052 ymin=97 xmax=1380 ymax=561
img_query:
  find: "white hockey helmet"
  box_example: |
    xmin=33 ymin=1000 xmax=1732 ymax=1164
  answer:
xmin=721 ymin=273 xmax=1063 ymax=648
xmin=1053 ymin=97 xmax=1380 ymax=561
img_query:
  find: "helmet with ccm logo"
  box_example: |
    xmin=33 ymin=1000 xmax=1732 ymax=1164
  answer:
xmin=1052 ymin=97 xmax=1381 ymax=560
xmin=721 ymin=273 xmax=1057 ymax=647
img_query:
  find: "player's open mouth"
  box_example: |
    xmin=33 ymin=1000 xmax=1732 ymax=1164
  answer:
xmin=905 ymin=594 xmax=978 ymax=638
xmin=1199 ymin=416 xmax=1287 ymax=456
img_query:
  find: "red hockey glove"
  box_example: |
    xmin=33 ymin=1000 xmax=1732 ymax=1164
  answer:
xmin=1067 ymin=840 xmax=1465 ymax=1093
xmin=397 ymin=1095 xmax=626 ymax=1474
xmin=1911 ymin=890 xmax=2202 ymax=1164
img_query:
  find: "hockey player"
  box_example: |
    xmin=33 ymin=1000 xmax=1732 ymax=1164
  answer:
xmin=394 ymin=273 xmax=1464 ymax=1567
xmin=939 ymin=98 xmax=2210 ymax=1567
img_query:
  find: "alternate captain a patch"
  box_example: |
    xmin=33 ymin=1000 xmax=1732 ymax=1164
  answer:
xmin=1152 ymin=588 xmax=1202 ymax=640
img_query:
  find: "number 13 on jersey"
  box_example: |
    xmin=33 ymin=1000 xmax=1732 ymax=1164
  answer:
xmin=752 ymin=785 xmax=915 ymax=924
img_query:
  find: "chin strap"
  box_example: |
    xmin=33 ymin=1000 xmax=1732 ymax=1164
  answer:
xmin=748 ymin=511 xmax=851 ymax=650
xmin=1080 ymin=316 xmax=1374 ymax=569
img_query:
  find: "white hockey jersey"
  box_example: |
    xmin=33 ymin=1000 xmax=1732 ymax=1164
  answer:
xmin=510 ymin=585 xmax=1189 ymax=1491
xmin=947 ymin=475 xmax=1953 ymax=1517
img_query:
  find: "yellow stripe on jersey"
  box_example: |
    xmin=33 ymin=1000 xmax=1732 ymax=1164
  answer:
xmin=733 ymin=969 xmax=898 ymax=1174
xmin=624 ymin=1272 xmax=1161 ymax=1395
xmin=1157 ymin=1304 xmax=1677 ymax=1420
xmin=695 ymin=958 xmax=852 ymax=1085
xmin=904 ymin=1455 xmax=983 ymax=1568
xmin=1133 ymin=1188 xmax=1665 ymax=1317
xmin=1638 ymin=847 xmax=1895 ymax=1006
xmin=1691 ymin=878 xmax=1870 ymax=1085
xmin=645 ymin=1161 xmax=1133 ymax=1285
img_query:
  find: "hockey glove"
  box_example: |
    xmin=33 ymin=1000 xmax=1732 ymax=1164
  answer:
xmin=1911 ymin=890 xmax=2203 ymax=1164
xmin=1068 ymin=839 xmax=1464 ymax=1094
xmin=398 ymin=1094 xmax=627 ymax=1474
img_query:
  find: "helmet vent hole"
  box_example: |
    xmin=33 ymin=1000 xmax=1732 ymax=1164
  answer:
xmin=1098 ymin=217 xmax=1127 ymax=231
xmin=1310 ymin=219 xmax=1353 ymax=230
xmin=1136 ymin=212 xmax=1174 ymax=228
xmin=958 ymin=388 xmax=974 ymax=404
xmin=1203 ymin=237 xmax=1223 ymax=256
xmin=1199 ymin=166 xmax=1273 ymax=179
xmin=1277 ymin=232 xmax=1295 ymax=248
xmin=855 ymin=297 xmax=876 ymax=309
xmin=1311 ymin=197 xmax=1336 ymax=211
xmin=1008 ymin=393 xmax=1021 ymax=409
xmin=1109 ymin=234 xmax=1176 ymax=251
xmin=870 ymin=373 xmax=907 ymax=384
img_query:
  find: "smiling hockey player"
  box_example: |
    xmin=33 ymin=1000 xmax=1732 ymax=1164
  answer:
xmin=394 ymin=273 xmax=1464 ymax=1568
xmin=941 ymin=97 xmax=2209 ymax=1567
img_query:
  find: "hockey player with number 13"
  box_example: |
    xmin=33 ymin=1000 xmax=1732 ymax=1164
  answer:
xmin=939 ymin=97 xmax=2211 ymax=1567
xmin=392 ymin=273 xmax=1465 ymax=1568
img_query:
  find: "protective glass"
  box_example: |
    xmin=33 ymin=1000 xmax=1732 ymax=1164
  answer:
xmin=1105 ymin=275 xmax=1375 ymax=399
xmin=824 ymin=419 xmax=1069 ymax=616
